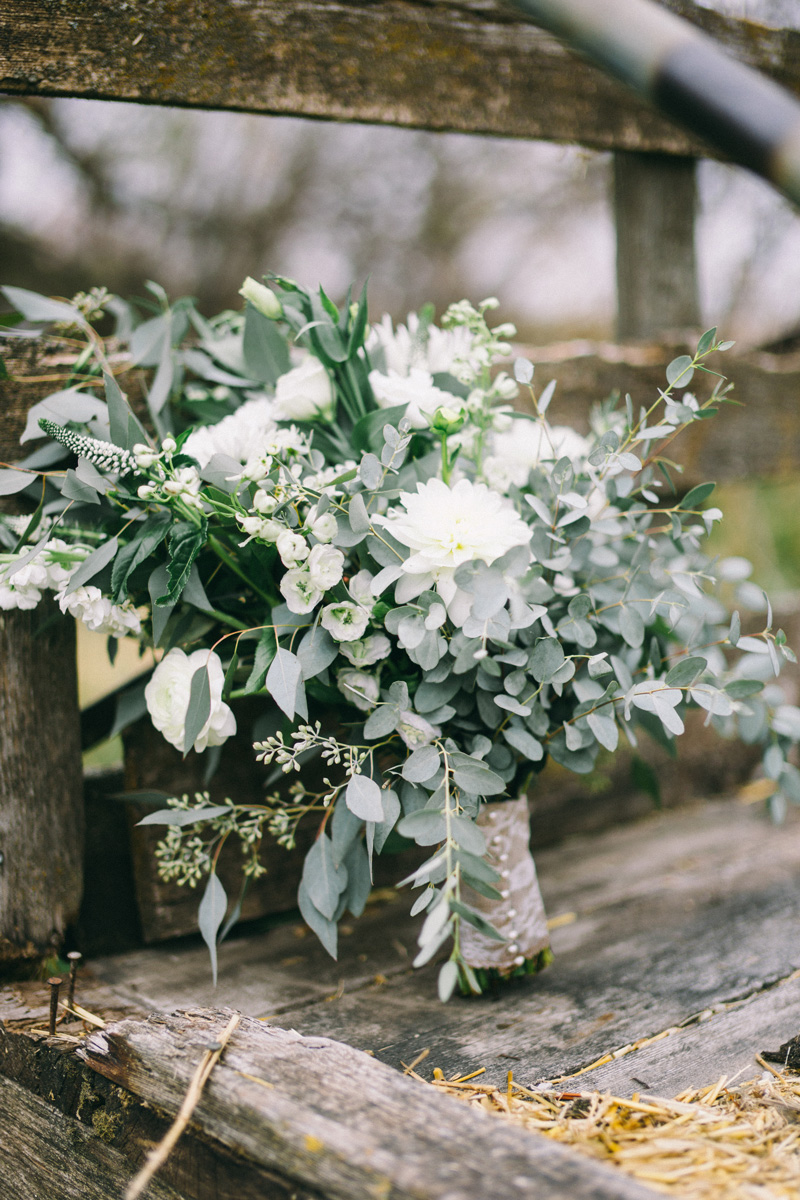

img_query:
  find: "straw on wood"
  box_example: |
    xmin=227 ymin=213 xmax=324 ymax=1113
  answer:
xmin=426 ymin=1063 xmax=800 ymax=1198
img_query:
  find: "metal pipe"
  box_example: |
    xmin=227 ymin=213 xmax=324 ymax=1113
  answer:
xmin=508 ymin=0 xmax=800 ymax=206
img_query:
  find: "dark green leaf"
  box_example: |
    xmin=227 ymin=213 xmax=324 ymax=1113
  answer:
xmin=157 ymin=520 xmax=207 ymax=607
xmin=351 ymin=403 xmax=409 ymax=454
xmin=109 ymin=677 xmax=151 ymax=738
xmin=679 ymin=482 xmax=716 ymax=510
xmin=111 ymin=513 xmax=172 ymax=602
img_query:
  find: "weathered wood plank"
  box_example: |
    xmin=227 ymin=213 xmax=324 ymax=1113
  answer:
xmin=614 ymin=153 xmax=700 ymax=339
xmin=0 ymin=1075 xmax=183 ymax=1200
xmin=1 ymin=2 xmax=799 ymax=155
xmin=81 ymin=1007 xmax=662 ymax=1200
xmin=520 ymin=339 xmax=800 ymax=484
xmin=580 ymin=972 xmax=800 ymax=1097
xmin=263 ymin=801 xmax=800 ymax=1089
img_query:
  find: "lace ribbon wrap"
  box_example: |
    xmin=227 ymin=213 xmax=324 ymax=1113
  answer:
xmin=460 ymin=795 xmax=550 ymax=972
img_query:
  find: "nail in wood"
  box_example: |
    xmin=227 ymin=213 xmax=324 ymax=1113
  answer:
xmin=47 ymin=977 xmax=61 ymax=1036
xmin=66 ymin=951 xmax=82 ymax=1011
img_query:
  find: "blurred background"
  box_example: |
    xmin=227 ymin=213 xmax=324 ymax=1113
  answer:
xmin=2 ymin=0 xmax=800 ymax=732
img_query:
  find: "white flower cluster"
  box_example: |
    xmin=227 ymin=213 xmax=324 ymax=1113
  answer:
xmin=57 ymin=585 xmax=142 ymax=638
xmin=0 ymin=539 xmax=87 ymax=611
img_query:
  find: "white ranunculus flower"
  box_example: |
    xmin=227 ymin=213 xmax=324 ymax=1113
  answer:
xmin=336 ymin=668 xmax=380 ymax=711
xmin=340 ymin=634 xmax=391 ymax=667
xmin=368 ymin=367 xmax=461 ymax=430
xmin=321 ymin=601 xmax=370 ymax=642
xmin=274 ymin=357 xmax=335 ymax=422
xmin=58 ymin=585 xmax=142 ymax=637
xmin=276 ymin=530 xmax=309 ymax=567
xmin=374 ymin=477 xmax=531 ymax=621
xmin=397 ymin=711 xmax=440 ymax=749
xmin=145 ymin=647 xmax=236 ymax=753
xmin=307 ymin=543 xmax=345 ymax=591
xmin=483 ymin=419 xmax=591 ymax=491
xmin=280 ymin=567 xmax=323 ymax=614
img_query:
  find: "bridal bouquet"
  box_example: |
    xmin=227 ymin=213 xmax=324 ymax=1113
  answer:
xmin=1 ymin=276 xmax=798 ymax=999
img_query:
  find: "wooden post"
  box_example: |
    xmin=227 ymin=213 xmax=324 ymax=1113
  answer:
xmin=613 ymin=152 xmax=700 ymax=339
xmin=0 ymin=340 xmax=84 ymax=974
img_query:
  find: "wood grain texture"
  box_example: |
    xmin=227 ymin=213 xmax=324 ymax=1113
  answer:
xmin=80 ymin=1007 xmax=662 ymax=1200
xmin=614 ymin=153 xmax=700 ymax=339
xmin=1 ymin=1 xmax=799 ymax=154
xmin=0 ymin=601 xmax=84 ymax=966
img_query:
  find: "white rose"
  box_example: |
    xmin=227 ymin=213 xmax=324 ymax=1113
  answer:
xmin=280 ymin=567 xmax=323 ymax=614
xmin=145 ymin=648 xmax=236 ymax=753
xmin=274 ymin=357 xmax=335 ymax=422
xmin=11 ymin=559 xmax=48 ymax=590
xmin=321 ymin=602 xmax=370 ymax=642
xmin=276 ymin=530 xmax=309 ymax=567
xmin=337 ymin=669 xmax=380 ymax=712
xmin=485 ymin=419 xmax=590 ymax=489
xmin=397 ymin=711 xmax=440 ymax=749
xmin=307 ymin=543 xmax=345 ymax=591
xmin=340 ymin=634 xmax=391 ymax=666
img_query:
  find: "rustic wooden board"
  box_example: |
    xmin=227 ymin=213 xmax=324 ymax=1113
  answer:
xmin=91 ymin=799 xmax=800 ymax=1098
xmin=80 ymin=1007 xmax=662 ymax=1200
xmin=581 ymin=972 xmax=800 ymax=1097
xmin=263 ymin=801 xmax=800 ymax=1088
xmin=1 ymin=2 xmax=799 ymax=156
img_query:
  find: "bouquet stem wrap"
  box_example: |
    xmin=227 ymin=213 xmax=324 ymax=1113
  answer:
xmin=460 ymin=796 xmax=550 ymax=973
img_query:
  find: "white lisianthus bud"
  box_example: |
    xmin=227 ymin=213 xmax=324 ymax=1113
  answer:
xmin=253 ymin=489 xmax=277 ymax=514
xmin=348 ymin=569 xmax=376 ymax=609
xmin=307 ymin=543 xmax=345 ymax=591
xmin=163 ymin=480 xmax=183 ymax=496
xmin=340 ymin=635 xmax=391 ymax=667
xmin=397 ymin=710 xmax=441 ymax=749
xmin=276 ymin=530 xmax=309 ymax=567
xmin=145 ymin=647 xmax=236 ymax=753
xmin=236 ymin=514 xmax=283 ymax=543
xmin=133 ymin=443 xmax=161 ymax=469
xmin=306 ymin=507 xmax=338 ymax=543
xmin=138 ymin=483 xmax=158 ymax=500
xmin=274 ymin=357 xmax=335 ymax=422
xmin=239 ymin=276 xmax=283 ymax=320
xmin=161 ymin=436 xmax=177 ymax=454
xmin=320 ymin=601 xmax=370 ymax=642
xmin=175 ymin=466 xmax=201 ymax=494
xmin=279 ymin=567 xmax=323 ymax=614
xmin=337 ymin=668 xmax=380 ymax=712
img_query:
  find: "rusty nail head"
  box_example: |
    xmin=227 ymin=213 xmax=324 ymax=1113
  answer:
xmin=66 ymin=951 xmax=82 ymax=1009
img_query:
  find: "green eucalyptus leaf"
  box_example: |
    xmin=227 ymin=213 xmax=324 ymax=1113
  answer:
xmin=183 ymin=664 xmax=212 ymax=754
xmin=198 ymin=872 xmax=227 ymax=986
